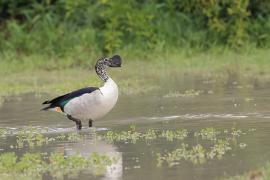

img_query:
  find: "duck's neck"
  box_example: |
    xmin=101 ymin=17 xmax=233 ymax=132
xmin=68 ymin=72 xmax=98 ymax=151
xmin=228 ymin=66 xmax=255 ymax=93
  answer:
xmin=95 ymin=63 xmax=109 ymax=82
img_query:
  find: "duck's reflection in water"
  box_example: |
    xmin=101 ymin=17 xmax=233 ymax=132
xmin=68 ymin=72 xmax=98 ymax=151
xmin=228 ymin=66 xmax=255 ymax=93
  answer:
xmin=60 ymin=138 xmax=123 ymax=180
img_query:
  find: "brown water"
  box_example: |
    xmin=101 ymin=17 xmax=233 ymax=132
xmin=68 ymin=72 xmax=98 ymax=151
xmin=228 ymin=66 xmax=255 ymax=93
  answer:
xmin=1 ymin=80 xmax=270 ymax=180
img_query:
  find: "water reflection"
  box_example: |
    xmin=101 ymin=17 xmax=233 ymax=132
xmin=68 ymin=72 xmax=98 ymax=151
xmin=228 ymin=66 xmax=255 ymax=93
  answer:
xmin=58 ymin=137 xmax=123 ymax=180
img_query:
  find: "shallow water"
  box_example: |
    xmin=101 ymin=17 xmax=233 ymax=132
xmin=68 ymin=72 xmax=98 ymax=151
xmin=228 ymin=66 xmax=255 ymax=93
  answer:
xmin=1 ymin=81 xmax=270 ymax=180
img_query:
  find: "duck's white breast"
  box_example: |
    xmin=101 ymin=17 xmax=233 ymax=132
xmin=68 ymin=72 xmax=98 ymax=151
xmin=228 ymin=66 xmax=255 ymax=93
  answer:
xmin=64 ymin=78 xmax=118 ymax=121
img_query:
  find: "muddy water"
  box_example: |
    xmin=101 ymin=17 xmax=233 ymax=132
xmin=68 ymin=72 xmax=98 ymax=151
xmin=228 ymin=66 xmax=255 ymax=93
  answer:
xmin=1 ymin=81 xmax=270 ymax=180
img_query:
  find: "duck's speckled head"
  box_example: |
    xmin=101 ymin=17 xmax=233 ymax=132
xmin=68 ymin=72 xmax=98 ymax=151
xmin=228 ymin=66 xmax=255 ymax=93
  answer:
xmin=95 ymin=55 xmax=122 ymax=82
xmin=108 ymin=55 xmax=122 ymax=67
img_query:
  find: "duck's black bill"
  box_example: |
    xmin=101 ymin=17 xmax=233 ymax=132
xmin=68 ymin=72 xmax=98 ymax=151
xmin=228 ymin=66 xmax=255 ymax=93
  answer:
xmin=109 ymin=55 xmax=122 ymax=67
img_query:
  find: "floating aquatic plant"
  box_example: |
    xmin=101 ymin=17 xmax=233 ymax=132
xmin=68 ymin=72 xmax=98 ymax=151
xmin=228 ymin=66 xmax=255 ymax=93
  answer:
xmin=143 ymin=129 xmax=158 ymax=141
xmin=160 ymin=129 xmax=188 ymax=141
xmin=1 ymin=126 xmax=252 ymax=150
xmin=157 ymin=138 xmax=234 ymax=167
xmin=15 ymin=128 xmax=54 ymax=148
xmin=157 ymin=143 xmax=189 ymax=167
xmin=194 ymin=127 xmax=220 ymax=141
xmin=157 ymin=143 xmax=208 ymax=166
xmin=103 ymin=127 xmax=189 ymax=144
xmin=0 ymin=125 xmax=256 ymax=172
xmin=104 ymin=129 xmax=141 ymax=143
xmin=0 ymin=151 xmax=118 ymax=179
xmin=207 ymin=139 xmax=232 ymax=159
xmin=189 ymin=144 xmax=206 ymax=164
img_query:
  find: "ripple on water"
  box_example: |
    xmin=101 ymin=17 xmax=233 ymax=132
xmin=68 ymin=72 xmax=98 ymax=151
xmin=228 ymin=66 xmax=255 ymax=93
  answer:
xmin=148 ymin=113 xmax=248 ymax=121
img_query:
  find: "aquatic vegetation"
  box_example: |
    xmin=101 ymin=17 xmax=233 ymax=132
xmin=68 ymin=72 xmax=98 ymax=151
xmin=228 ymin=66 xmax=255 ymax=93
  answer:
xmin=15 ymin=128 xmax=54 ymax=148
xmin=207 ymin=139 xmax=232 ymax=160
xmin=0 ymin=126 xmax=255 ymax=152
xmin=160 ymin=129 xmax=188 ymax=141
xmin=156 ymin=126 xmax=255 ymax=167
xmin=194 ymin=127 xmax=220 ymax=141
xmin=104 ymin=129 xmax=141 ymax=144
xmin=0 ymin=129 xmax=11 ymax=138
xmin=157 ymin=139 xmax=232 ymax=166
xmin=143 ymin=129 xmax=158 ymax=141
xmin=0 ymin=151 xmax=118 ymax=179
xmin=157 ymin=143 xmax=207 ymax=166
xmin=103 ymin=127 xmax=189 ymax=144
xmin=157 ymin=143 xmax=189 ymax=167
xmin=8 ymin=127 xmax=89 ymax=149
xmin=66 ymin=132 xmax=85 ymax=142
xmin=0 ymin=125 xmax=257 ymax=174
xmin=189 ymin=144 xmax=206 ymax=164
xmin=0 ymin=126 xmax=253 ymax=150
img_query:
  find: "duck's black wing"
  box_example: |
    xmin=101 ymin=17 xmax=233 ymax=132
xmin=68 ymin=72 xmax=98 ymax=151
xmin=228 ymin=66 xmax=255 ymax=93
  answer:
xmin=42 ymin=87 xmax=99 ymax=111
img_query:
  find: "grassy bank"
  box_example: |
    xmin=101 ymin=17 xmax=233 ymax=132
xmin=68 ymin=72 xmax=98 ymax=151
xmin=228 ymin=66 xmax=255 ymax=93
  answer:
xmin=1 ymin=48 xmax=270 ymax=100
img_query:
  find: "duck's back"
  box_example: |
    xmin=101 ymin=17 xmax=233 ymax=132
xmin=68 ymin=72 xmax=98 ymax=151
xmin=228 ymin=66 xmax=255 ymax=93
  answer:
xmin=64 ymin=78 xmax=118 ymax=121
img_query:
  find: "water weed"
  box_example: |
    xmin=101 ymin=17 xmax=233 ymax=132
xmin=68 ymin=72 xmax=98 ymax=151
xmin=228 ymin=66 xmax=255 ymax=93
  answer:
xmin=15 ymin=128 xmax=54 ymax=148
xmin=103 ymin=127 xmax=188 ymax=144
xmin=194 ymin=127 xmax=220 ymax=141
xmin=0 ymin=152 xmax=117 ymax=179
xmin=160 ymin=129 xmax=188 ymax=141
xmin=158 ymin=139 xmax=232 ymax=166
xmin=156 ymin=127 xmax=254 ymax=167
xmin=207 ymin=139 xmax=232 ymax=160
xmin=0 ymin=126 xmax=257 ymax=173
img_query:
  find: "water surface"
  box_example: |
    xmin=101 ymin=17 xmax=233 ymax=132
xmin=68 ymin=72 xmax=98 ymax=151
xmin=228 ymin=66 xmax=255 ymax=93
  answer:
xmin=1 ymin=80 xmax=270 ymax=180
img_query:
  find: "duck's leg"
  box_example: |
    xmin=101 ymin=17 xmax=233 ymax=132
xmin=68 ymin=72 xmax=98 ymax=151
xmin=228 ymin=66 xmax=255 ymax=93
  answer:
xmin=67 ymin=115 xmax=82 ymax=130
xmin=88 ymin=119 xmax=93 ymax=128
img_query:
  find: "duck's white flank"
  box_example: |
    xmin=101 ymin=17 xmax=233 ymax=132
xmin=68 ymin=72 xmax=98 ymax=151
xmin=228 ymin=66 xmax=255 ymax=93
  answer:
xmin=63 ymin=78 xmax=118 ymax=121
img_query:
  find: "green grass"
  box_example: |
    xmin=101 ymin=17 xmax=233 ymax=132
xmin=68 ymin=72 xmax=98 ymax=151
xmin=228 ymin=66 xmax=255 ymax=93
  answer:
xmin=1 ymin=48 xmax=270 ymax=100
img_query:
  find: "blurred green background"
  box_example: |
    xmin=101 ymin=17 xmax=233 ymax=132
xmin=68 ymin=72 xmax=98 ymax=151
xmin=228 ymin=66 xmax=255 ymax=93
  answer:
xmin=1 ymin=0 xmax=270 ymax=96
xmin=1 ymin=0 xmax=270 ymax=60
